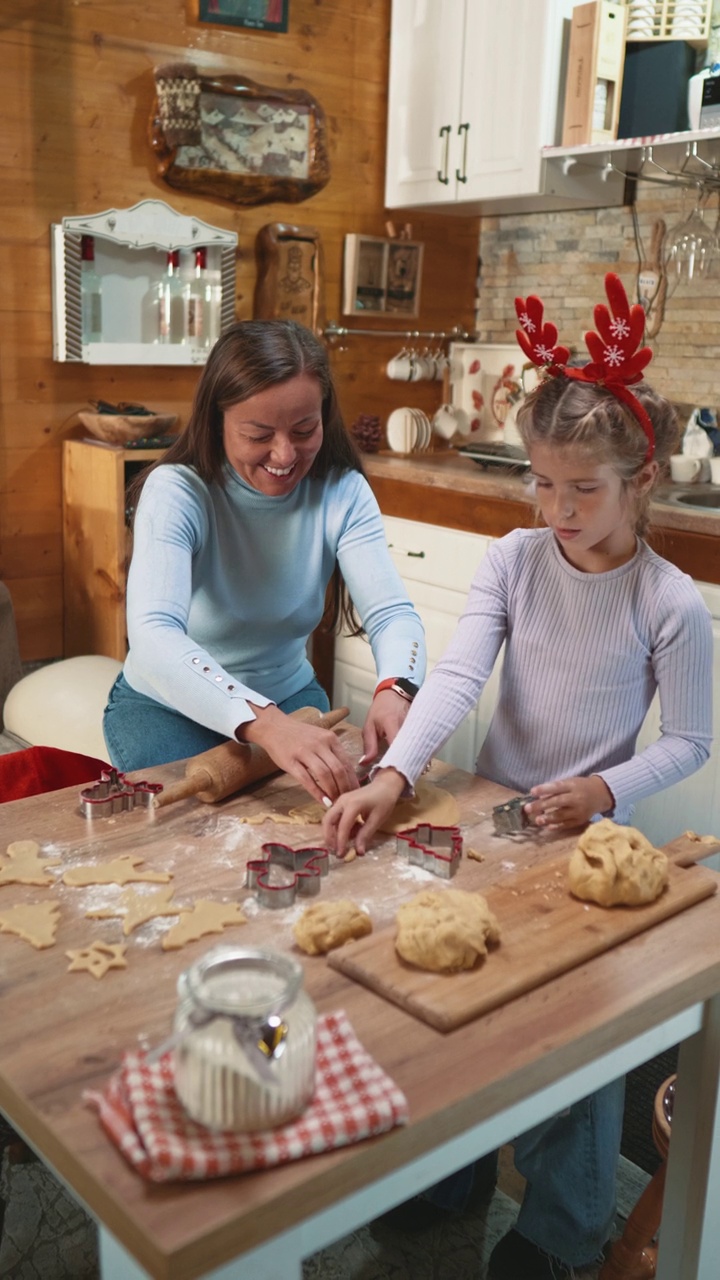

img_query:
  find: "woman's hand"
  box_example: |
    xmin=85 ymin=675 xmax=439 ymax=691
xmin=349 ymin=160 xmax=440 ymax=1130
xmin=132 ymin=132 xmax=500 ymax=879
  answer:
xmin=239 ymin=705 xmax=359 ymax=806
xmin=359 ymin=689 xmax=412 ymax=767
xmin=322 ymin=767 xmax=407 ymax=858
xmin=524 ymin=774 xmax=614 ymax=831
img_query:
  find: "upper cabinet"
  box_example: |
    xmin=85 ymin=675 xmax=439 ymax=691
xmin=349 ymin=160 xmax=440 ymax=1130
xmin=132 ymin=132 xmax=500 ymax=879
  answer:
xmin=51 ymin=199 xmax=238 ymax=365
xmin=384 ymin=0 xmax=625 ymax=215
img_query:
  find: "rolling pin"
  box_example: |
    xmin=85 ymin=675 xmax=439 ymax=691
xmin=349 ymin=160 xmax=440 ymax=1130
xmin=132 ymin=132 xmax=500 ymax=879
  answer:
xmin=153 ymin=705 xmax=350 ymax=809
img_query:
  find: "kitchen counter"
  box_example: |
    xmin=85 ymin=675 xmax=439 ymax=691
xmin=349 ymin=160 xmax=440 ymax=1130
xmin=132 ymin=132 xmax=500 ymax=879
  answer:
xmin=363 ymin=450 xmax=720 ymax=584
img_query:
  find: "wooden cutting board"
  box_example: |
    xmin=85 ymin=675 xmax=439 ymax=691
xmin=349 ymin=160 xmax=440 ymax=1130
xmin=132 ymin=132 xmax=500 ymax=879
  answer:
xmin=327 ymin=847 xmax=719 ymax=1032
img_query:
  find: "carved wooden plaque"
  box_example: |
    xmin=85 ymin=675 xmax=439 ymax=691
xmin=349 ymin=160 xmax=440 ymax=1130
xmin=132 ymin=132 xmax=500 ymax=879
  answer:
xmin=253 ymin=223 xmax=324 ymax=333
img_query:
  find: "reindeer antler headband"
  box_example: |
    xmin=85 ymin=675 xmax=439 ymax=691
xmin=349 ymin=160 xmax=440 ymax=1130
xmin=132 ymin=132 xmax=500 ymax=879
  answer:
xmin=514 ymin=272 xmax=655 ymax=461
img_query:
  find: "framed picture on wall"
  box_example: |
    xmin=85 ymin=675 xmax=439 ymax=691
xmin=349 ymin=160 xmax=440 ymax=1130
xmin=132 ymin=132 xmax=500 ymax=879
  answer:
xmin=253 ymin=223 xmax=324 ymax=333
xmin=194 ymin=1 xmax=290 ymax=32
xmin=342 ymin=233 xmax=423 ymax=317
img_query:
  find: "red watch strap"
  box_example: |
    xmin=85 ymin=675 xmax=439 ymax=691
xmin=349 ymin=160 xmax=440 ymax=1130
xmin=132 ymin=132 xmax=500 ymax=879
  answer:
xmin=373 ymin=678 xmax=399 ymax=699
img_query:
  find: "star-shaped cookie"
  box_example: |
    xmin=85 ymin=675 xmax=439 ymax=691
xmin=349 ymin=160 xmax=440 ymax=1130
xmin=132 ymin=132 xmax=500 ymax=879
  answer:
xmin=86 ymin=885 xmax=190 ymax=936
xmin=161 ymin=900 xmax=246 ymax=950
xmin=0 ymin=840 xmax=61 ymax=887
xmin=0 ymin=901 xmax=60 ymax=949
xmin=62 ymin=855 xmax=171 ymax=887
xmin=66 ymin=941 xmax=128 ymax=979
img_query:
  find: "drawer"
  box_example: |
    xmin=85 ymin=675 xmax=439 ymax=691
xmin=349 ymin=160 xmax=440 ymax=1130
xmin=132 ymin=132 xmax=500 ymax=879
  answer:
xmin=383 ymin=515 xmax=487 ymax=596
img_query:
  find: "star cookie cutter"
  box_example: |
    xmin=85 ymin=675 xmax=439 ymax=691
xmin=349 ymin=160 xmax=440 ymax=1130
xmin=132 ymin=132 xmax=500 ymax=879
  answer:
xmin=245 ymin=842 xmax=330 ymax=909
xmin=79 ymin=768 xmax=164 ymax=818
xmin=492 ymin=795 xmax=534 ymax=836
xmin=395 ymin=823 xmax=462 ymax=879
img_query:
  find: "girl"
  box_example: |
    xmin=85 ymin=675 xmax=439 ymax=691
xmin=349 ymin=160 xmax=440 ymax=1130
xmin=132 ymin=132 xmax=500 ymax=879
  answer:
xmin=103 ymin=319 xmax=425 ymax=806
xmin=323 ymin=275 xmax=713 ymax=1280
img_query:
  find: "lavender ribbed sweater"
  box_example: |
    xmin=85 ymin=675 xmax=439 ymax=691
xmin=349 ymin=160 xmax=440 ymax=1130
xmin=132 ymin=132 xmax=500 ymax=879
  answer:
xmin=380 ymin=528 xmax=713 ymax=822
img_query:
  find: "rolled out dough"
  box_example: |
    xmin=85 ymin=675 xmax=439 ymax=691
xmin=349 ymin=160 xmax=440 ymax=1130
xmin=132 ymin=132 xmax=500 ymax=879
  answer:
xmin=380 ymin=779 xmax=459 ymax=834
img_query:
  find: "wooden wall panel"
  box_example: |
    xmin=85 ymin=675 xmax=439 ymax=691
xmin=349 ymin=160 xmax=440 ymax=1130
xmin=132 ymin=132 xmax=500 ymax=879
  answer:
xmin=0 ymin=1 xmax=479 ymax=660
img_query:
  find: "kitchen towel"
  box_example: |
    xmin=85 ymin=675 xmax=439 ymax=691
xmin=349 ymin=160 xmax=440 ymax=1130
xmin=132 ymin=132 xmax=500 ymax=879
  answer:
xmin=84 ymin=1010 xmax=409 ymax=1181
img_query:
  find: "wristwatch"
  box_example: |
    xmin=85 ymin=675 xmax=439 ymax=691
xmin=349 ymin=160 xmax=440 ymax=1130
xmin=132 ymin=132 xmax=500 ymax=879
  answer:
xmin=374 ymin=677 xmax=420 ymax=703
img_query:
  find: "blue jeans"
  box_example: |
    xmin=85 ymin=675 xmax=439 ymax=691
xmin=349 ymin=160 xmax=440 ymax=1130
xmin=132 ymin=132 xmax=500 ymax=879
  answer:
xmin=511 ymin=1077 xmax=626 ymax=1267
xmin=103 ymin=672 xmax=330 ymax=772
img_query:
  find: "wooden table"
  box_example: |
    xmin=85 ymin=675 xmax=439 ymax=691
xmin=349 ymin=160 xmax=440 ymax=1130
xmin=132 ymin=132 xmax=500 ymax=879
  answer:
xmin=1 ymin=740 xmax=720 ymax=1280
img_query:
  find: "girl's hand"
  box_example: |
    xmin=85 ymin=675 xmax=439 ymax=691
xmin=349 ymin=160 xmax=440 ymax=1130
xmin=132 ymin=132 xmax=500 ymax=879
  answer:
xmin=239 ymin=705 xmax=359 ymax=806
xmin=524 ymin=775 xmax=614 ymax=830
xmin=322 ymin=768 xmax=407 ymax=858
xmin=358 ymin=689 xmax=412 ymax=767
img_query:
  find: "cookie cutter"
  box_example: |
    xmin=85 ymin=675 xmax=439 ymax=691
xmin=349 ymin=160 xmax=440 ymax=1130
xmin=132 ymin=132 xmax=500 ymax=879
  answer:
xmin=395 ymin=823 xmax=462 ymax=879
xmin=79 ymin=768 xmax=164 ymax=818
xmin=245 ymin=842 xmax=330 ymax=909
xmin=492 ymin=795 xmax=534 ymax=836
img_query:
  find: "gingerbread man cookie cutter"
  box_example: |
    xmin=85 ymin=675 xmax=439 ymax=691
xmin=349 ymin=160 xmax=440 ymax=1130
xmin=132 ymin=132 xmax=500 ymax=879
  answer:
xmin=245 ymin=842 xmax=330 ymax=909
xmin=395 ymin=823 xmax=462 ymax=879
xmin=79 ymin=768 xmax=164 ymax=818
xmin=491 ymin=795 xmax=534 ymax=836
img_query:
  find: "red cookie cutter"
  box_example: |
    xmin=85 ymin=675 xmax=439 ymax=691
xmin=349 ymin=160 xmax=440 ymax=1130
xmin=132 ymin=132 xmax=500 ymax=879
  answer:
xmin=79 ymin=768 xmax=164 ymax=818
xmin=395 ymin=823 xmax=462 ymax=879
xmin=245 ymin=842 xmax=330 ymax=909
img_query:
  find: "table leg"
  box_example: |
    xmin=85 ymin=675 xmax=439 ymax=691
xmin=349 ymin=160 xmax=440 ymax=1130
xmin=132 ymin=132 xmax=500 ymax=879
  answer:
xmin=655 ymin=993 xmax=720 ymax=1280
xmin=99 ymin=1228 xmax=303 ymax=1279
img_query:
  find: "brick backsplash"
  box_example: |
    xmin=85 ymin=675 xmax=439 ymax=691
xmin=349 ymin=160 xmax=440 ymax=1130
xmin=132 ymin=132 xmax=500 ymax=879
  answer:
xmin=477 ymin=179 xmax=719 ymax=416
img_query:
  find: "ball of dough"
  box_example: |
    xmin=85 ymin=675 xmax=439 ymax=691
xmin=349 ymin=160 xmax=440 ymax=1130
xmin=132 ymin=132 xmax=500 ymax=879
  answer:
xmin=293 ymin=899 xmax=372 ymax=955
xmin=568 ymin=818 xmax=669 ymax=908
xmin=395 ymin=888 xmax=501 ymax=973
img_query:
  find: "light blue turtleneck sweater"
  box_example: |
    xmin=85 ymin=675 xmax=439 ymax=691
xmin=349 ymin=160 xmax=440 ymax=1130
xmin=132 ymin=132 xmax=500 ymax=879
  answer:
xmin=123 ymin=463 xmax=425 ymax=738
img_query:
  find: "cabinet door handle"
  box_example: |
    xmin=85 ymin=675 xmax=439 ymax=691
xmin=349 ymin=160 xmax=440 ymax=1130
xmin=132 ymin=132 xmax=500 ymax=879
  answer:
xmin=456 ymin=122 xmax=469 ymax=183
xmin=388 ymin=543 xmax=426 ymax=559
xmin=437 ymin=124 xmax=451 ymax=185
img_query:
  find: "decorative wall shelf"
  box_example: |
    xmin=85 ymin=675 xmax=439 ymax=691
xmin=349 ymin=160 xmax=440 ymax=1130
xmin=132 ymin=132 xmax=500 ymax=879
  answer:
xmin=51 ymin=199 xmax=238 ymax=365
xmin=542 ymin=127 xmax=720 ymax=193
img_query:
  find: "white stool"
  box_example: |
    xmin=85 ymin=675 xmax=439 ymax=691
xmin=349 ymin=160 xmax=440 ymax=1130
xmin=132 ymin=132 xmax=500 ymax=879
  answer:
xmin=4 ymin=655 xmax=122 ymax=761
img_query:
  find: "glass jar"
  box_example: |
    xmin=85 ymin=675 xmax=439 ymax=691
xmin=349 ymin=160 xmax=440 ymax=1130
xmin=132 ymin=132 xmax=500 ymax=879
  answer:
xmin=172 ymin=945 xmax=317 ymax=1132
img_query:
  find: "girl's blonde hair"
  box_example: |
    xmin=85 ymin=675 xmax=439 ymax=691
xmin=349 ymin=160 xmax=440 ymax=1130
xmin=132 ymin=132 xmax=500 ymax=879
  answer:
xmin=515 ymin=376 xmax=680 ymax=537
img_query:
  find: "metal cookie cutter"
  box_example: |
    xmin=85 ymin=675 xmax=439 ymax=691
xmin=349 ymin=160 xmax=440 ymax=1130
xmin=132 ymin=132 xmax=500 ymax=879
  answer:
xmin=79 ymin=768 xmax=164 ymax=818
xmin=245 ymin=842 xmax=330 ymax=909
xmin=492 ymin=795 xmax=534 ymax=836
xmin=395 ymin=824 xmax=462 ymax=879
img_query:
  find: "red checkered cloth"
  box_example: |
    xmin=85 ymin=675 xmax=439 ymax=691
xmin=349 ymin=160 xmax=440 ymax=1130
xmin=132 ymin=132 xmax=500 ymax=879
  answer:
xmin=84 ymin=1010 xmax=408 ymax=1181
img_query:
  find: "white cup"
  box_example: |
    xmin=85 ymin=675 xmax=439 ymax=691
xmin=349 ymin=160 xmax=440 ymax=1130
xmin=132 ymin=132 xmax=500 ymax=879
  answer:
xmin=710 ymin=457 xmax=720 ymax=486
xmin=433 ymin=404 xmax=469 ymax=440
xmin=670 ymin=455 xmax=702 ymax=484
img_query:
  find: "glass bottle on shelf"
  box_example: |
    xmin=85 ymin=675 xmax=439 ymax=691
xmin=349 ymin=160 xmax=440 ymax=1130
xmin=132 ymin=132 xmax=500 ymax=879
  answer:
xmin=143 ymin=249 xmax=187 ymax=344
xmin=80 ymin=234 xmax=102 ymax=344
xmin=186 ymin=246 xmax=211 ymax=348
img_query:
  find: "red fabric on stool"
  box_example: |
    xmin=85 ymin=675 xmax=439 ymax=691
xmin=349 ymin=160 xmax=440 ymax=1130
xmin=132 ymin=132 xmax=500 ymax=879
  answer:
xmin=0 ymin=745 xmax=110 ymax=802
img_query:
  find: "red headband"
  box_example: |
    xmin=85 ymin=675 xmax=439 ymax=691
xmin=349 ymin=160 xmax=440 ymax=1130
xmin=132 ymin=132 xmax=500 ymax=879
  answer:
xmin=514 ymin=273 xmax=655 ymax=461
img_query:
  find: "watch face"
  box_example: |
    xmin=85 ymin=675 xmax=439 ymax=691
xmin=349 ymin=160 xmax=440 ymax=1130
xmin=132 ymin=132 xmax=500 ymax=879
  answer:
xmin=395 ymin=678 xmax=419 ymax=698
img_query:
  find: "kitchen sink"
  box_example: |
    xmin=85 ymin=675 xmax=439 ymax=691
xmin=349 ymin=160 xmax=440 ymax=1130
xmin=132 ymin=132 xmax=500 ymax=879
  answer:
xmin=659 ymin=487 xmax=720 ymax=513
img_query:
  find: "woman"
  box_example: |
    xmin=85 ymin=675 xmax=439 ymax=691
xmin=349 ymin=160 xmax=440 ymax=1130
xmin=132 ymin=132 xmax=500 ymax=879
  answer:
xmin=103 ymin=319 xmax=426 ymax=806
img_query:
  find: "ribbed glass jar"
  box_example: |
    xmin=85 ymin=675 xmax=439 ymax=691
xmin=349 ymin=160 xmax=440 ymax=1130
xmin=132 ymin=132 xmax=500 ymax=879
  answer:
xmin=173 ymin=945 xmax=317 ymax=1132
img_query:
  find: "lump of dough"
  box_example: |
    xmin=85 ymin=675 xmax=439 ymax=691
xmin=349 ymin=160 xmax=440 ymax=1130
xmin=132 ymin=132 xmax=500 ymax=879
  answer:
xmin=395 ymin=888 xmax=501 ymax=973
xmin=293 ymin=899 xmax=372 ymax=955
xmin=568 ymin=818 xmax=669 ymax=908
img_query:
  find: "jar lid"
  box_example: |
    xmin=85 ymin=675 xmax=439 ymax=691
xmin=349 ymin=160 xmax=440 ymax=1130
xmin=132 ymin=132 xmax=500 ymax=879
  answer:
xmin=181 ymin=945 xmax=303 ymax=1020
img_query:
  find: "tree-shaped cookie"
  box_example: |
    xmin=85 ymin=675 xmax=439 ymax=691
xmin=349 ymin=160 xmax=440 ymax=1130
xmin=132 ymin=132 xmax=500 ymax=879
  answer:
xmin=161 ymin=900 xmax=246 ymax=950
xmin=62 ymin=855 xmax=171 ymax=887
xmin=66 ymin=941 xmax=128 ymax=979
xmin=0 ymin=901 xmax=60 ymax=949
xmin=86 ymin=886 xmax=190 ymax=936
xmin=0 ymin=840 xmax=61 ymax=887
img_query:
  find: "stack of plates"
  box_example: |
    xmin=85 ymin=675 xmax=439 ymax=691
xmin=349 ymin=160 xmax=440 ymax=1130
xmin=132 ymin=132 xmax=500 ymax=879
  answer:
xmin=386 ymin=407 xmax=433 ymax=454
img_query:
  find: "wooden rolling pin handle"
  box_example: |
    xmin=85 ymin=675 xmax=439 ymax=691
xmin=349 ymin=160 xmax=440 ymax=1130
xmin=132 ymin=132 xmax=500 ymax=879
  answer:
xmin=153 ymin=704 xmax=350 ymax=809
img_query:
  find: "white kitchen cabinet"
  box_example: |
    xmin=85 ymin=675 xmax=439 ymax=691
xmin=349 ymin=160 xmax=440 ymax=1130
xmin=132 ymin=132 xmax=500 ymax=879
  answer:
xmin=633 ymin=581 xmax=720 ymax=856
xmin=385 ymin=0 xmax=624 ymax=215
xmin=334 ymin=516 xmax=501 ymax=771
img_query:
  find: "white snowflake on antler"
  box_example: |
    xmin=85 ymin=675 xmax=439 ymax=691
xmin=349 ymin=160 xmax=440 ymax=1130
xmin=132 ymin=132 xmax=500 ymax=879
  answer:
xmin=519 ymin=311 xmax=536 ymax=333
xmin=535 ymin=343 xmax=557 ymax=363
xmin=609 ymin=317 xmax=631 ymax=341
xmin=604 ymin=345 xmax=624 ymax=368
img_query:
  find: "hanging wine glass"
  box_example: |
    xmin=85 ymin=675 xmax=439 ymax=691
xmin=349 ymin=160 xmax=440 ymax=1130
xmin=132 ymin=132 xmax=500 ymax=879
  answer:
xmin=665 ymin=186 xmax=718 ymax=283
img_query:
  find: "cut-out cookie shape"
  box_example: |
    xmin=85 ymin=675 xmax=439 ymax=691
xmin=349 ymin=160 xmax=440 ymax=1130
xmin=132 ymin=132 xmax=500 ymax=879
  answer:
xmin=395 ymin=824 xmax=462 ymax=879
xmin=86 ymin=885 xmax=191 ymax=936
xmin=66 ymin=940 xmax=128 ymax=979
xmin=0 ymin=840 xmax=61 ymax=887
xmin=79 ymin=767 xmax=163 ymax=817
xmin=0 ymin=901 xmax=60 ymax=949
xmin=245 ymin=842 xmax=330 ymax=909
xmin=161 ymin=900 xmax=247 ymax=950
xmin=62 ymin=855 xmax=171 ymax=887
